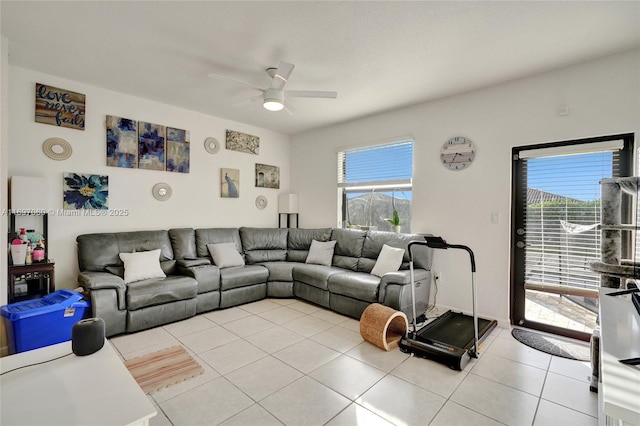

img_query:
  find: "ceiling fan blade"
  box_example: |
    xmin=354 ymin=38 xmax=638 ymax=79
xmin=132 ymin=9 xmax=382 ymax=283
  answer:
xmin=285 ymin=90 xmax=338 ymax=99
xmin=270 ymin=61 xmax=295 ymax=90
xmin=232 ymin=94 xmax=264 ymax=107
xmin=284 ymin=99 xmax=296 ymax=115
xmin=208 ymin=72 xmax=264 ymax=92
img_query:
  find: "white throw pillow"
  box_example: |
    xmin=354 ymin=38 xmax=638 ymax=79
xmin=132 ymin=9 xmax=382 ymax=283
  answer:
xmin=370 ymin=244 xmax=405 ymax=277
xmin=305 ymin=239 xmax=337 ymax=266
xmin=207 ymin=242 xmax=245 ymax=268
xmin=119 ymin=249 xmax=166 ymax=284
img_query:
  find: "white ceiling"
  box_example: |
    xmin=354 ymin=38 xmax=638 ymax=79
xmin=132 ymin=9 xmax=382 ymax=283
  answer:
xmin=2 ymin=1 xmax=639 ymax=135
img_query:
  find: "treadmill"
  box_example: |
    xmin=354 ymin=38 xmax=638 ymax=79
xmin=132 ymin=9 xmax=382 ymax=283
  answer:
xmin=399 ymin=236 xmax=497 ymax=370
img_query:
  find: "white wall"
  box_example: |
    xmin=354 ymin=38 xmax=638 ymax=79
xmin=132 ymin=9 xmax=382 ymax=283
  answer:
xmin=7 ymin=66 xmax=291 ymax=289
xmin=291 ymin=49 xmax=640 ymax=326
xmin=1 ymin=38 xmax=8 ymax=307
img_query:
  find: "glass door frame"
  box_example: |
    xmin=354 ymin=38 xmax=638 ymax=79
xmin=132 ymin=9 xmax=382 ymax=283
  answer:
xmin=510 ymin=133 xmax=634 ymax=341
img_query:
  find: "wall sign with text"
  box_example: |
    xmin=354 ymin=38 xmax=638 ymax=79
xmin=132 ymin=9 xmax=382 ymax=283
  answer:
xmin=35 ymin=83 xmax=86 ymax=130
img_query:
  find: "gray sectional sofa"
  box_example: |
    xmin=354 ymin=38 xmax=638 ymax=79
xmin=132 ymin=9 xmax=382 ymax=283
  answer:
xmin=77 ymin=227 xmax=433 ymax=337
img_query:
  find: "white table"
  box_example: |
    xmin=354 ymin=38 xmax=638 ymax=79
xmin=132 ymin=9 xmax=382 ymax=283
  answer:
xmin=599 ymin=288 xmax=640 ymax=426
xmin=0 ymin=340 xmax=156 ymax=426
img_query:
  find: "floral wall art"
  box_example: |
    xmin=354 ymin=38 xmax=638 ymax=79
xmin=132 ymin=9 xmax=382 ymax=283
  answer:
xmin=63 ymin=173 xmax=109 ymax=210
xmin=226 ymin=130 xmax=259 ymax=155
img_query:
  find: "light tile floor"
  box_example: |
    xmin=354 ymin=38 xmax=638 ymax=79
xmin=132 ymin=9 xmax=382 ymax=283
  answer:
xmin=109 ymin=298 xmax=598 ymax=426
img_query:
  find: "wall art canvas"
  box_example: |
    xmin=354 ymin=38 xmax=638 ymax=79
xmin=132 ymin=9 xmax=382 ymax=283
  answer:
xmin=166 ymin=127 xmax=190 ymax=173
xmin=221 ymin=168 xmax=240 ymax=198
xmin=35 ymin=83 xmax=86 ymax=130
xmin=106 ymin=115 xmax=138 ymax=168
xmin=63 ymin=173 xmax=109 ymax=210
xmin=138 ymin=121 xmax=165 ymax=171
xmin=225 ymin=130 xmax=259 ymax=155
xmin=255 ymin=163 xmax=280 ymax=189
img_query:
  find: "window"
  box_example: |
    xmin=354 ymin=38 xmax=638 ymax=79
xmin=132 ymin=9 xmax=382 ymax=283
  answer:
xmin=337 ymin=139 xmax=413 ymax=232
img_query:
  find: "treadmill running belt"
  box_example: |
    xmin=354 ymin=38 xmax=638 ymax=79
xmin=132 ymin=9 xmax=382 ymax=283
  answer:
xmin=416 ymin=311 xmax=494 ymax=350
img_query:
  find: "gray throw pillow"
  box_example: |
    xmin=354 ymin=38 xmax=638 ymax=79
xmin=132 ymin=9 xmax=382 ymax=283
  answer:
xmin=207 ymin=242 xmax=245 ymax=268
xmin=305 ymin=240 xmax=337 ymax=266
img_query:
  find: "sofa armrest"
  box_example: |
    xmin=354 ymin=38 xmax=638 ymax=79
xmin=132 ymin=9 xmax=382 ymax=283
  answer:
xmin=176 ymin=258 xmax=212 ymax=268
xmin=378 ymin=269 xmax=428 ymax=303
xmin=78 ymin=271 xmax=126 ymax=309
xmin=177 ymin=264 xmax=220 ymax=293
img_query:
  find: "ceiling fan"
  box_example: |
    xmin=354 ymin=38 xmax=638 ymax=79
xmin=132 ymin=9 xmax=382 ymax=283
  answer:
xmin=208 ymin=61 xmax=337 ymax=112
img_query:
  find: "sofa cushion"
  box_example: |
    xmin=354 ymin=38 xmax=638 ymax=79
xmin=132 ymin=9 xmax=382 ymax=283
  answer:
xmin=305 ymin=240 xmax=337 ymax=266
xmin=126 ymin=275 xmax=198 ymax=310
xmin=208 ymin=243 xmax=245 ymax=268
xmin=331 ymin=229 xmax=366 ymax=271
xmin=195 ymin=228 xmax=243 ymax=258
xmin=169 ymin=228 xmax=197 ymax=259
xmin=77 ymin=230 xmax=174 ymax=272
xmin=219 ymin=265 xmax=269 ymax=290
xmin=287 ymin=228 xmax=332 ymax=262
xmin=370 ymin=244 xmax=405 ymax=277
xmin=240 ymin=227 xmax=288 ymax=264
xmin=359 ymin=231 xmax=430 ymax=273
xmin=292 ymin=264 xmax=345 ymax=290
xmin=119 ymin=249 xmax=166 ymax=284
xmin=327 ymin=272 xmax=380 ymax=302
xmin=260 ymin=261 xmax=298 ymax=282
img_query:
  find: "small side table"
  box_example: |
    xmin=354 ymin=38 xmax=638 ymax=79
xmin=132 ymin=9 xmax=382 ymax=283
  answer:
xmin=8 ymin=261 xmax=55 ymax=304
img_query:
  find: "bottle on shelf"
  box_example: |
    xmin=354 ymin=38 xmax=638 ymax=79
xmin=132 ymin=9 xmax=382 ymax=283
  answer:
xmin=25 ymin=245 xmax=33 ymax=264
xmin=19 ymin=228 xmax=27 ymax=244
xmin=33 ymin=239 xmax=45 ymax=262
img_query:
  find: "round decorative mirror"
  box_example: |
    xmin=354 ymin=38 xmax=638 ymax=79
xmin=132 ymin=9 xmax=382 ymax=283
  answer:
xmin=255 ymin=195 xmax=268 ymax=210
xmin=152 ymin=183 xmax=172 ymax=201
xmin=204 ymin=137 xmax=220 ymax=154
xmin=43 ymin=138 xmax=72 ymax=161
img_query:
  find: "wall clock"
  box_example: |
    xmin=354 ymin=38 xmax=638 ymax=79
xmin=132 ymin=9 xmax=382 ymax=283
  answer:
xmin=440 ymin=136 xmax=475 ymax=170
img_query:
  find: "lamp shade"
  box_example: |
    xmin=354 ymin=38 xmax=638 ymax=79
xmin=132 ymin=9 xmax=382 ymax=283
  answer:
xmin=11 ymin=176 xmax=49 ymax=212
xmin=278 ymin=193 xmax=299 ymax=214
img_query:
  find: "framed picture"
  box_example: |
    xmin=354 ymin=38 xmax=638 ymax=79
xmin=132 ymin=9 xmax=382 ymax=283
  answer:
xmin=138 ymin=121 xmax=165 ymax=171
xmin=166 ymin=127 xmax=190 ymax=173
xmin=255 ymin=163 xmax=280 ymax=189
xmin=221 ymin=168 xmax=239 ymax=198
xmin=63 ymin=173 xmax=109 ymax=210
xmin=35 ymin=83 xmax=86 ymax=130
xmin=225 ymin=130 xmax=259 ymax=155
xmin=106 ymin=115 xmax=138 ymax=168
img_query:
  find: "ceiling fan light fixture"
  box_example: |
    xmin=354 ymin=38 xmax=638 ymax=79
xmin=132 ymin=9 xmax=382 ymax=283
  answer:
xmin=263 ymin=88 xmax=284 ymax=111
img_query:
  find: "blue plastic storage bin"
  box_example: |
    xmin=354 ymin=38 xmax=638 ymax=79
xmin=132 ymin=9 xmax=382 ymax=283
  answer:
xmin=1 ymin=289 xmax=89 ymax=354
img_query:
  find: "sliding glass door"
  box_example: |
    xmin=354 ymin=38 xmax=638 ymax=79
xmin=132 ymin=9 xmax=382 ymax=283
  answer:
xmin=511 ymin=134 xmax=633 ymax=341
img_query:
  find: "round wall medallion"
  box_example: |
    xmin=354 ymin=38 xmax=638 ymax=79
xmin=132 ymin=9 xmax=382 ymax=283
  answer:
xmin=204 ymin=137 xmax=220 ymax=154
xmin=152 ymin=183 xmax=172 ymax=201
xmin=255 ymin=195 xmax=268 ymax=210
xmin=43 ymin=137 xmax=72 ymax=161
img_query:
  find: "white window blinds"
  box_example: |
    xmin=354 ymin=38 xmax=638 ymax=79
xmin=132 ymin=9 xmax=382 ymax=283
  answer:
xmin=338 ymin=140 xmax=413 ymax=189
xmin=523 ymin=146 xmax=623 ymax=290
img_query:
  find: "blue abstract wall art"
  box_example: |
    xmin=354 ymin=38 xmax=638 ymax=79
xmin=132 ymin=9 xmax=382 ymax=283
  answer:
xmin=166 ymin=127 xmax=190 ymax=173
xmin=106 ymin=115 xmax=138 ymax=168
xmin=138 ymin=121 xmax=165 ymax=171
